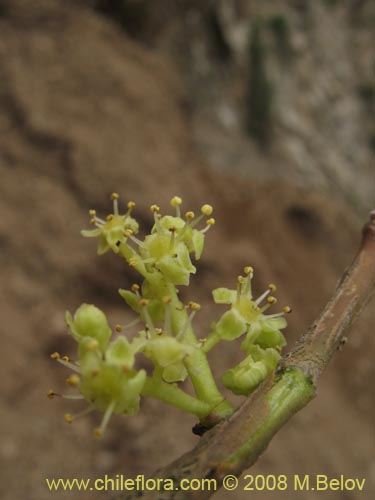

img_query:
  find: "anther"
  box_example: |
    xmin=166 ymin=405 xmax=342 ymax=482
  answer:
xmin=131 ymin=284 xmax=140 ymax=293
xmin=124 ymin=229 xmax=133 ymax=237
xmin=89 ymin=209 xmax=96 ymax=216
xmin=283 ymin=306 xmax=292 ymax=313
xmin=170 ymin=196 xmax=182 ymax=207
xmin=106 ymin=214 xmax=114 ymax=221
xmin=64 ymin=414 xmax=73 ymax=424
xmin=268 ymin=283 xmax=277 ymax=292
xmin=111 ymin=193 xmax=119 ymax=200
xmin=47 ymin=389 xmax=56 ymax=400
xmin=66 ymin=374 xmax=80 ymax=387
xmin=129 ymin=258 xmax=138 ymax=267
xmin=244 ymin=266 xmax=254 ymax=275
xmin=150 ymin=204 xmax=160 ymax=213
xmin=86 ymin=339 xmax=99 ymax=351
xmin=115 ymin=324 xmax=123 ymax=333
xmin=139 ymin=298 xmax=149 ymax=307
xmin=188 ymin=301 xmax=201 ymax=311
xmin=201 ymin=204 xmax=213 ymax=216
xmin=155 ymin=328 xmax=163 ymax=335
xmin=237 ymin=276 xmax=245 ymax=285
xmin=162 ymin=296 xmax=172 ymax=304
xmin=185 ymin=211 xmax=195 ymax=219
xmin=95 ymin=400 xmax=116 ymax=438
xmin=127 ymin=201 xmax=136 ymax=209
xmin=56 ymin=357 xmax=81 ymax=374
xmin=50 ymin=352 xmax=60 ymax=360
xmin=267 ymin=296 xmax=277 ymax=304
xmin=206 ymin=218 xmax=215 ymax=225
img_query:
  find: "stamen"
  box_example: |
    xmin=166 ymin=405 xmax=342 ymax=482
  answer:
xmin=243 ymin=266 xmax=254 ymax=295
xmin=93 ymin=215 xmax=106 ymax=225
xmin=176 ymin=311 xmax=196 ymax=340
xmin=151 ymin=205 xmax=162 ymax=232
xmin=236 ymin=276 xmax=245 ymax=303
xmin=64 ymin=406 xmax=95 ymax=424
xmin=66 ymin=374 xmax=80 ymax=387
xmin=163 ymin=296 xmax=172 ymax=336
xmin=188 ymin=301 xmax=201 ymax=312
xmin=124 ymin=229 xmax=144 ymax=248
xmin=201 ymin=204 xmax=213 ymax=216
xmin=126 ymin=201 xmax=136 ymax=216
xmin=119 ymin=317 xmax=142 ymax=331
xmin=139 ymin=299 xmax=155 ymax=334
xmin=170 ymin=196 xmax=182 ymax=217
xmin=260 ymin=296 xmax=277 ymax=312
xmin=176 ymin=210 xmax=199 ymax=241
xmin=47 ymin=390 xmax=84 ymax=400
xmin=111 ymin=192 xmax=120 ymax=216
xmin=169 ymin=227 xmax=176 ymax=250
xmin=254 ymin=288 xmax=272 ymax=306
xmin=47 ymin=389 xmax=56 ymax=400
xmin=201 ymin=218 xmax=215 ymax=234
xmin=56 ymin=357 xmax=81 ymax=374
xmin=94 ymin=400 xmax=116 ymax=438
xmin=243 ymin=266 xmax=254 ymax=275
xmin=176 ymin=303 xmax=200 ymax=340
xmin=266 ymin=311 xmax=286 ymax=318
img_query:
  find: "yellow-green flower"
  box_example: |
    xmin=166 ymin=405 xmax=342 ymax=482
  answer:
xmin=211 ymin=267 xmax=289 ymax=350
xmin=81 ymin=193 xmax=138 ymax=255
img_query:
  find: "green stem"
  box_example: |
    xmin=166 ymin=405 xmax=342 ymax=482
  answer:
xmin=201 ymin=330 xmax=221 ymax=353
xmin=141 ymin=377 xmax=211 ymax=419
xmin=167 ymin=284 xmax=233 ymax=420
xmin=223 ymin=368 xmax=315 ymax=470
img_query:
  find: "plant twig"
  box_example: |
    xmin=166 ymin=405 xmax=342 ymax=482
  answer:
xmin=114 ymin=211 xmax=375 ymax=500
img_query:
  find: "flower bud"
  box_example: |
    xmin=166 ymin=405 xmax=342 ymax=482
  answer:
xmin=66 ymin=304 xmax=112 ymax=352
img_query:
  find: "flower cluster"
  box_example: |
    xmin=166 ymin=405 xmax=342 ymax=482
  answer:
xmin=203 ymin=267 xmax=290 ymax=395
xmin=49 ymin=194 xmax=290 ymax=437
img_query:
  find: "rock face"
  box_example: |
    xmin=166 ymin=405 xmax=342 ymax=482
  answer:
xmin=127 ymin=0 xmax=374 ymax=213
xmin=0 ymin=2 xmax=373 ymax=500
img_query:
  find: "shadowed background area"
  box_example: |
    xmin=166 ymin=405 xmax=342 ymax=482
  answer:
xmin=0 ymin=1 xmax=373 ymax=499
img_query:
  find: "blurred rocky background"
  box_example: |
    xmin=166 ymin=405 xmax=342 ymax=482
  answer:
xmin=0 ymin=1 xmax=373 ymax=499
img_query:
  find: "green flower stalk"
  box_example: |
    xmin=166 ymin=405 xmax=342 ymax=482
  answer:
xmin=48 ymin=194 xmax=291 ymax=438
